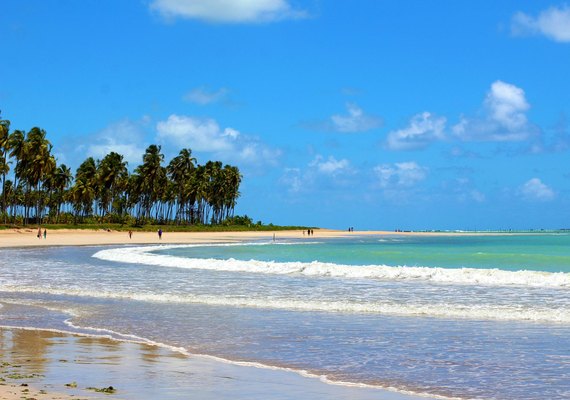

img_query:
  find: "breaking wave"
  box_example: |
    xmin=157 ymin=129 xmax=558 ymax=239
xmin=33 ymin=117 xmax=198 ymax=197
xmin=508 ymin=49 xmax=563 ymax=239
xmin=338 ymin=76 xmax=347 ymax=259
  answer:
xmin=1 ymin=285 xmax=568 ymax=323
xmin=93 ymin=245 xmax=570 ymax=289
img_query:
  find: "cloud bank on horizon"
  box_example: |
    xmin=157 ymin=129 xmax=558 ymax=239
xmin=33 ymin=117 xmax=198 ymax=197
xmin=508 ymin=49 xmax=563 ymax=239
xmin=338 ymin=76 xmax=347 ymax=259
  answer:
xmin=2 ymin=1 xmax=569 ymax=229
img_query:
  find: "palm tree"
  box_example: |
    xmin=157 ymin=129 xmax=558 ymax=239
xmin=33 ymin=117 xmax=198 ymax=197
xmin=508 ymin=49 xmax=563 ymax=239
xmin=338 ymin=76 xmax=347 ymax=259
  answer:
xmin=2 ymin=180 xmax=14 ymax=221
xmin=0 ymin=114 xmax=10 ymax=222
xmin=70 ymin=177 xmax=95 ymax=220
xmin=222 ymin=164 xmax=241 ymax=220
xmin=8 ymin=130 xmax=26 ymax=221
xmin=72 ymin=157 xmax=97 ymax=220
xmin=167 ymin=148 xmax=196 ymax=224
xmin=125 ymin=173 xmax=142 ymax=221
xmin=23 ymin=128 xmax=55 ymax=223
xmin=0 ymin=116 xmax=244 ymax=226
xmin=205 ymin=161 xmax=225 ymax=224
xmin=97 ymin=152 xmax=128 ymax=218
xmin=193 ymin=164 xmax=208 ymax=224
xmin=135 ymin=145 xmax=164 ymax=222
xmin=50 ymin=164 xmax=73 ymax=222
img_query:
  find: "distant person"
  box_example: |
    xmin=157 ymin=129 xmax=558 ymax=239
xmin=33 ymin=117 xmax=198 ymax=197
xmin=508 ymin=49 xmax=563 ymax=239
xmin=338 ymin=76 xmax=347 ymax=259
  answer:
xmin=158 ymin=229 xmax=163 ymax=240
xmin=310 ymin=229 xmax=313 ymax=236
xmin=128 ymin=230 xmax=133 ymax=239
xmin=43 ymin=229 xmax=47 ymax=239
xmin=37 ymin=227 xmax=41 ymax=239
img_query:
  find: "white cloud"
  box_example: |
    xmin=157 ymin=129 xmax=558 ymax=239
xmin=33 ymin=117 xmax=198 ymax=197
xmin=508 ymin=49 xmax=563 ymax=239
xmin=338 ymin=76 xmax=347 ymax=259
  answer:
xmin=184 ymin=87 xmax=228 ymax=105
xmin=519 ymin=178 xmax=555 ymax=201
xmin=373 ymin=161 xmax=428 ymax=189
xmin=280 ymin=167 xmax=303 ymax=193
xmin=485 ymin=80 xmax=529 ymax=130
xmin=453 ymin=80 xmax=538 ymax=142
xmin=280 ymin=155 xmax=355 ymax=194
xmin=512 ymin=5 xmax=570 ymax=42
xmin=386 ymin=112 xmax=446 ymax=150
xmin=156 ymin=114 xmax=281 ymax=166
xmin=309 ymin=155 xmax=352 ymax=175
xmin=150 ymin=0 xmax=306 ymax=23
xmin=440 ymin=177 xmax=487 ymax=204
xmin=330 ymin=103 xmax=382 ymax=133
xmin=157 ymin=115 xmax=234 ymax=152
xmin=86 ymin=119 xmax=148 ymax=166
xmin=234 ymin=141 xmax=282 ymax=166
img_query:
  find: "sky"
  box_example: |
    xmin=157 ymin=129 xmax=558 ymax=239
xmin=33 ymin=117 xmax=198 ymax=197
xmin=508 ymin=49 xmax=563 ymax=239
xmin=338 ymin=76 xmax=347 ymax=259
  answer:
xmin=1 ymin=0 xmax=570 ymax=230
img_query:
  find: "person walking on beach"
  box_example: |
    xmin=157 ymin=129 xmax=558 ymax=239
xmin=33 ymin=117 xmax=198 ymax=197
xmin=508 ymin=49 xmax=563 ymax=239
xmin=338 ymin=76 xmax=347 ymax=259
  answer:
xmin=128 ymin=230 xmax=132 ymax=239
xmin=43 ymin=229 xmax=47 ymax=239
xmin=37 ymin=227 xmax=42 ymax=239
xmin=158 ymin=228 xmax=162 ymax=240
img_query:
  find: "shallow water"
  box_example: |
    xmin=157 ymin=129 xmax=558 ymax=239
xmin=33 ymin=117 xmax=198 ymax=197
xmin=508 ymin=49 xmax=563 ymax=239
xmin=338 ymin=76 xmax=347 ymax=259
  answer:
xmin=1 ymin=234 xmax=569 ymax=399
xmin=1 ymin=326 xmax=411 ymax=400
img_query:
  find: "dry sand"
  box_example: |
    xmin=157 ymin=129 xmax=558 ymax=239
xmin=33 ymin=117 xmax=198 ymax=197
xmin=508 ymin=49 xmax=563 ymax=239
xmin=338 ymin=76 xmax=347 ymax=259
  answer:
xmin=0 ymin=227 xmax=479 ymax=249
xmin=0 ymin=228 xmax=363 ymax=248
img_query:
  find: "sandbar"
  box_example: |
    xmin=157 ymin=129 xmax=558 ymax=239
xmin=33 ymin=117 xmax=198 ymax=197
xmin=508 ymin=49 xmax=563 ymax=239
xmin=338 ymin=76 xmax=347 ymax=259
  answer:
xmin=0 ymin=227 xmax=507 ymax=249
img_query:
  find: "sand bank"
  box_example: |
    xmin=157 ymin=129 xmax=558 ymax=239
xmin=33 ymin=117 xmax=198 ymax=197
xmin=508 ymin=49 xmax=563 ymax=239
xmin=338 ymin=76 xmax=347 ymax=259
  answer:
xmin=0 ymin=327 xmax=437 ymax=400
xmin=0 ymin=227 xmax=496 ymax=248
xmin=0 ymin=228 xmax=356 ymax=248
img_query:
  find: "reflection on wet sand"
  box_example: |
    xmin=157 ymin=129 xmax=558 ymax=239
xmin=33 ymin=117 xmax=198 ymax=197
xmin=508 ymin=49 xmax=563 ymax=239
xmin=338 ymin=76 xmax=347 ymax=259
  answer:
xmin=0 ymin=327 xmax=424 ymax=400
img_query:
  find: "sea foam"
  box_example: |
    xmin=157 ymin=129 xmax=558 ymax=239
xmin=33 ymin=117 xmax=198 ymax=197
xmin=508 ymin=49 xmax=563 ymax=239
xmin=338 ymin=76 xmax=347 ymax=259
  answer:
xmin=2 ymin=284 xmax=568 ymax=323
xmin=92 ymin=245 xmax=570 ymax=289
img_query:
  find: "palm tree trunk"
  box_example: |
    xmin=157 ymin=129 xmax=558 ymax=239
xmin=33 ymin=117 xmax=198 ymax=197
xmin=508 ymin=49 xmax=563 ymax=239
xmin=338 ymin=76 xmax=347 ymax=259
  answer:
xmin=1 ymin=173 xmax=6 ymax=224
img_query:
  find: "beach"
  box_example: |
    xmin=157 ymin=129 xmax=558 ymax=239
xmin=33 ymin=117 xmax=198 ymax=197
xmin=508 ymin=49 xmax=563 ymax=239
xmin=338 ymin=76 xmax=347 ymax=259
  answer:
xmin=1 ymin=229 xmax=569 ymax=399
xmin=0 ymin=228 xmax=350 ymax=248
xmin=0 ymin=227 xmax=514 ymax=249
xmin=0 ymin=228 xmax=442 ymax=400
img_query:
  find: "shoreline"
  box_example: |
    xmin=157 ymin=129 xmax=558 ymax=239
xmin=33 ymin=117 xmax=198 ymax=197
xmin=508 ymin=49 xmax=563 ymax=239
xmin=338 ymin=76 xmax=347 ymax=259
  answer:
xmin=0 ymin=229 xmax=453 ymax=400
xmin=0 ymin=227 xmax=554 ymax=249
xmin=0 ymin=229 xmax=448 ymax=400
xmin=2 ymin=229 xmax=564 ymax=399
xmin=0 ymin=326 xmax=442 ymax=400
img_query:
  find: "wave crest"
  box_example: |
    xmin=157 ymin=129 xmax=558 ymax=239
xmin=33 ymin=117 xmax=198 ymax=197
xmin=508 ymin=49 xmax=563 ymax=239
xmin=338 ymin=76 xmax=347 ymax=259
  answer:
xmin=92 ymin=245 xmax=570 ymax=289
xmin=2 ymin=285 xmax=568 ymax=323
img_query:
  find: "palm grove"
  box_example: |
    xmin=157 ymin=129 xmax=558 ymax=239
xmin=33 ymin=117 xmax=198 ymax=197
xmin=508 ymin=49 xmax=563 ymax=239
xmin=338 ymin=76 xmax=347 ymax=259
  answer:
xmin=0 ymin=113 xmax=242 ymax=226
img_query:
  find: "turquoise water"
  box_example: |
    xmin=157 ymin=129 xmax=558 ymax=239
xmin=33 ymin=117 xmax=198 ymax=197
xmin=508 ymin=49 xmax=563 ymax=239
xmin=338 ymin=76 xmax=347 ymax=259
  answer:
xmin=1 ymin=233 xmax=570 ymax=400
xmin=162 ymin=234 xmax=570 ymax=272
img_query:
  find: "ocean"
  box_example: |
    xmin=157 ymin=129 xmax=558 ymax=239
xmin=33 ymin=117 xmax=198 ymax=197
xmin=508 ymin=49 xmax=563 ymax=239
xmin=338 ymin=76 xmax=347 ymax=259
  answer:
xmin=1 ymin=233 xmax=569 ymax=399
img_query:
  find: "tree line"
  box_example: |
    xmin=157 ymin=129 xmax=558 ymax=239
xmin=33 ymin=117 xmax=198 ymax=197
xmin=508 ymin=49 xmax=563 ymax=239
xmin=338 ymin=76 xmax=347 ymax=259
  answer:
xmin=0 ymin=113 xmax=242 ymax=226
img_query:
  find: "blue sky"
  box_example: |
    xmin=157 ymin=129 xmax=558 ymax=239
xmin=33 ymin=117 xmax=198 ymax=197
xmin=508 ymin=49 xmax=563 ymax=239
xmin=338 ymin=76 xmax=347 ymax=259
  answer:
xmin=2 ymin=0 xmax=570 ymax=230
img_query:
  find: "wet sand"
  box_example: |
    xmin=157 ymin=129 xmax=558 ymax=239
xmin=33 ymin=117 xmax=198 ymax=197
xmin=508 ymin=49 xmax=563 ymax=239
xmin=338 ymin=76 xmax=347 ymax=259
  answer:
xmin=0 ymin=328 xmax=436 ymax=400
